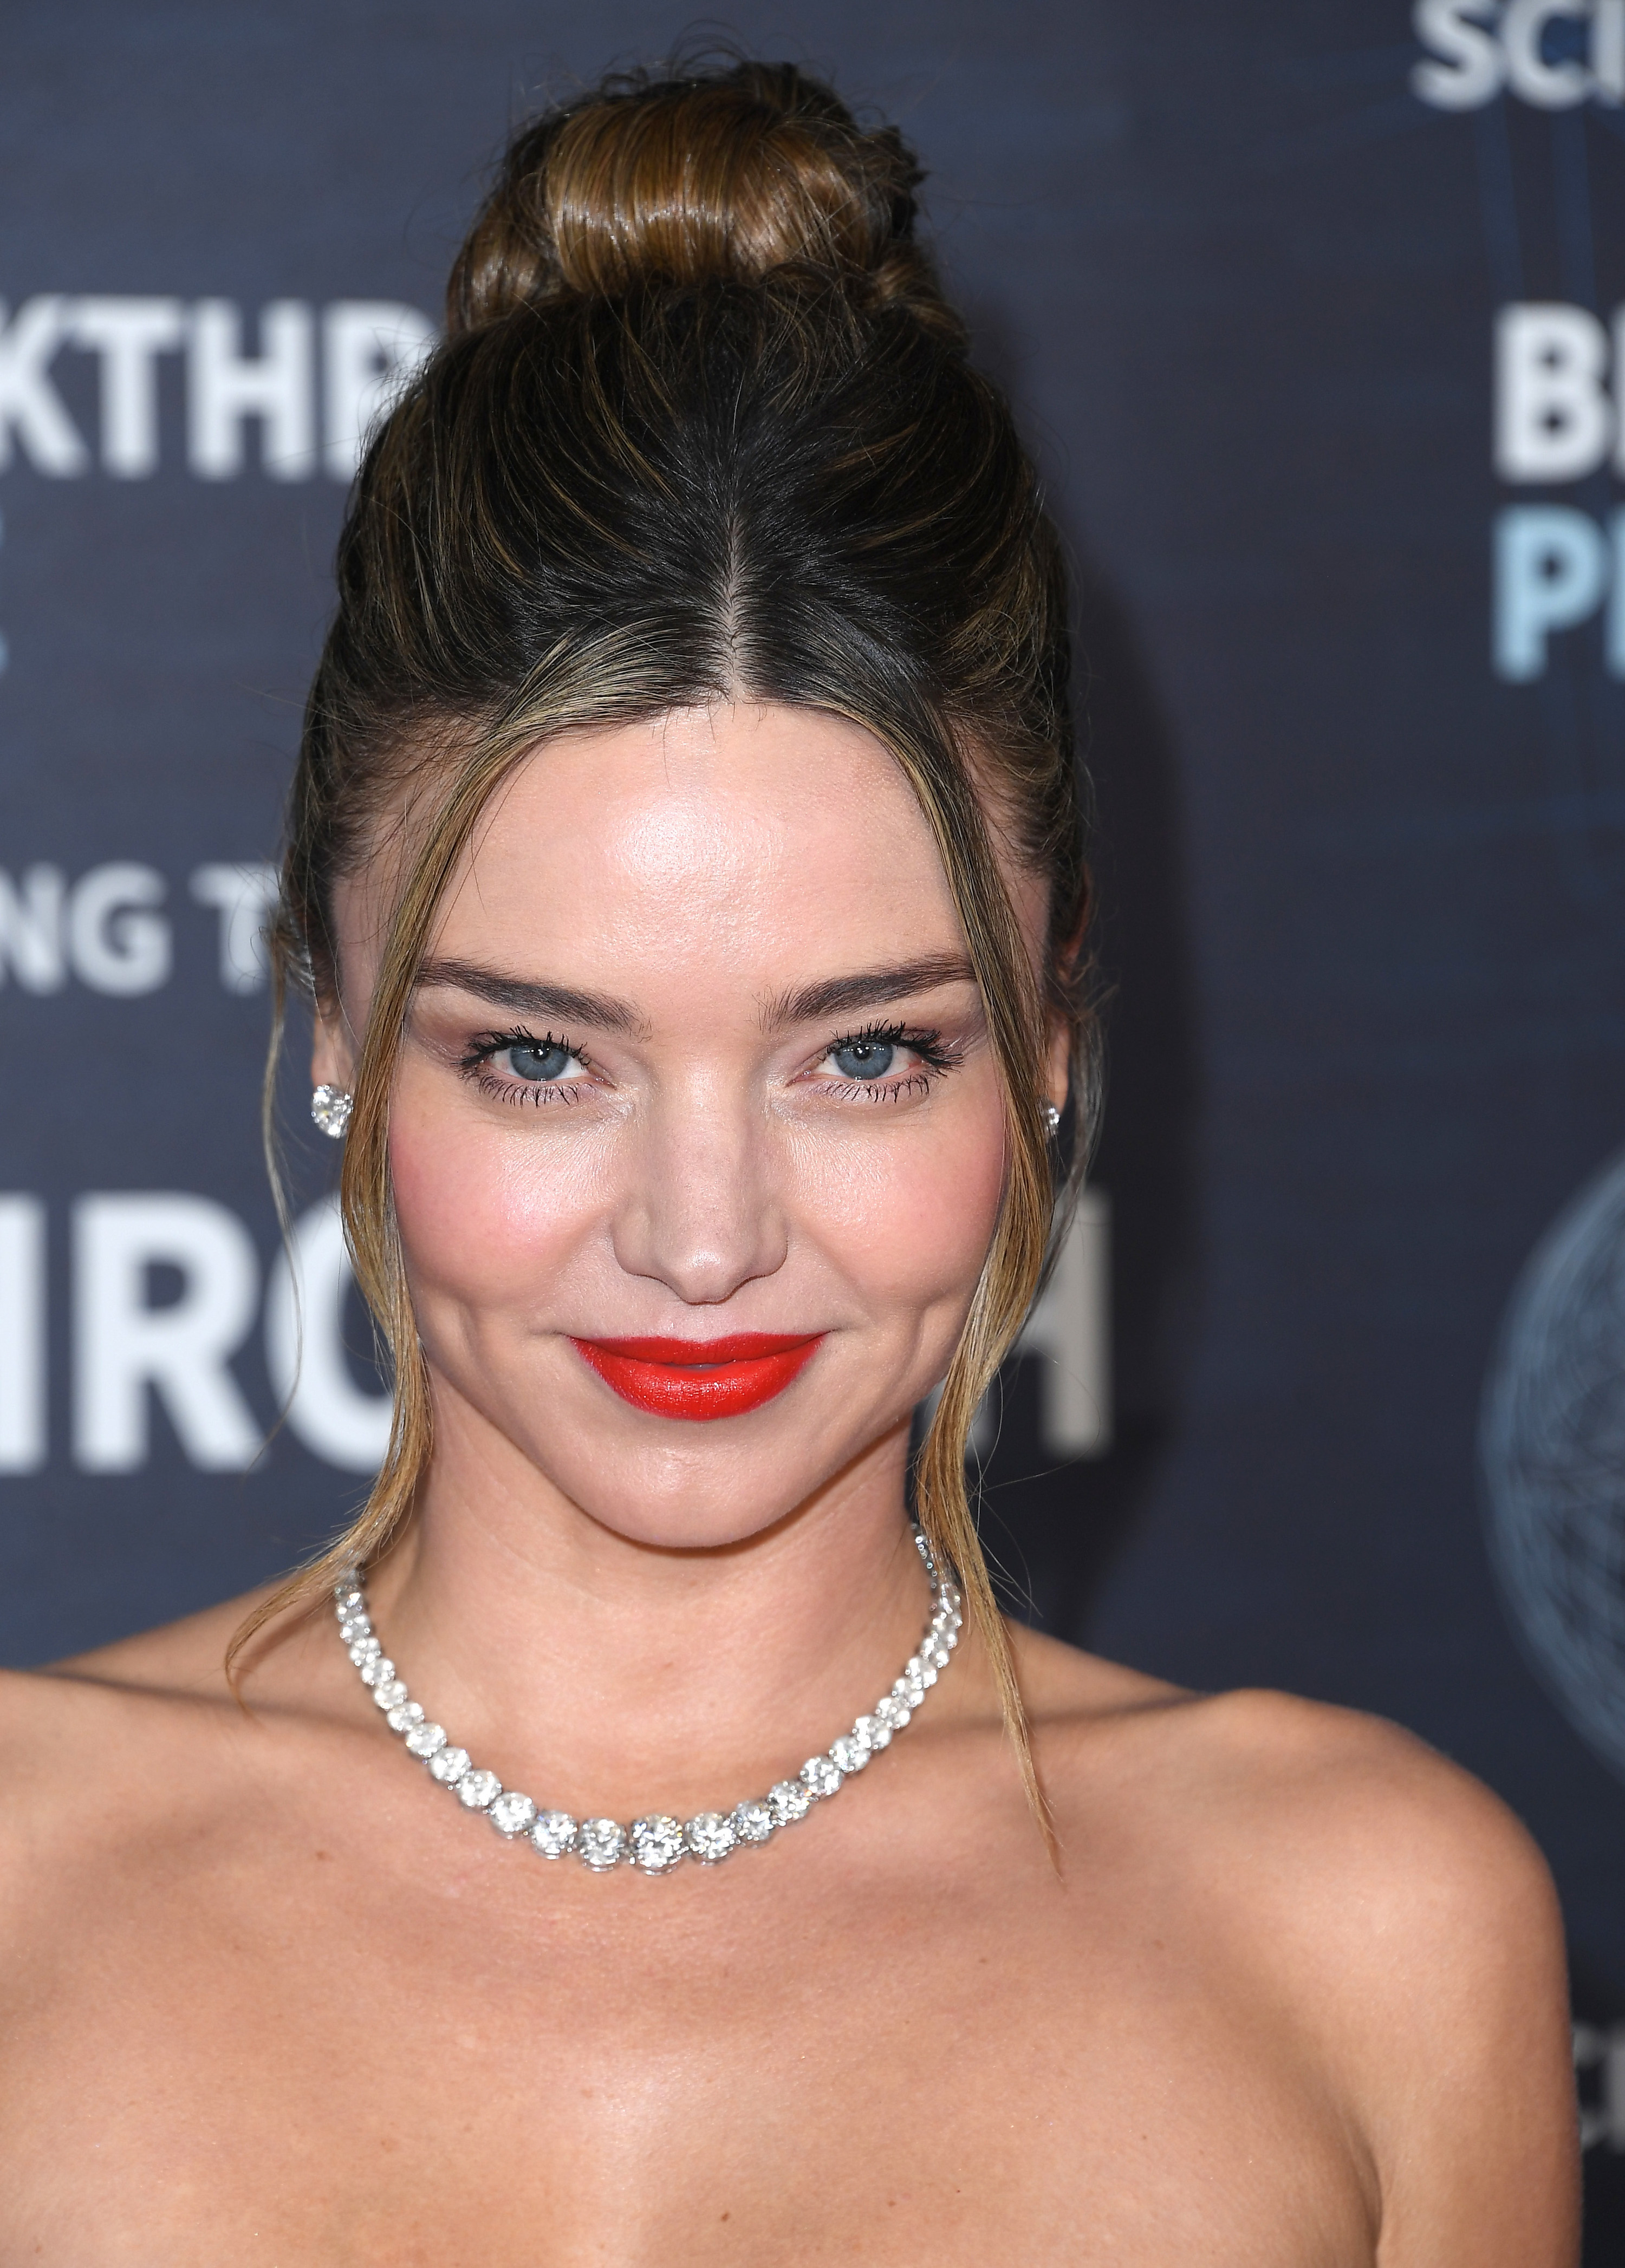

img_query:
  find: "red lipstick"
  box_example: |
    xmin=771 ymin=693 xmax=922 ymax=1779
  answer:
xmin=570 ymin=1332 xmax=822 ymax=1420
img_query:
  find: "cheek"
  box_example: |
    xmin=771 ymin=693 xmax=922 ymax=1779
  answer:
xmin=387 ymin=1068 xmax=600 ymax=1314
xmin=794 ymin=1072 xmax=1009 ymax=1313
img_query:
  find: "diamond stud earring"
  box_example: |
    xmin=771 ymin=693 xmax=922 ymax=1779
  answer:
xmin=1042 ymin=1102 xmax=1062 ymax=1136
xmin=311 ymin=1084 xmax=354 ymax=1140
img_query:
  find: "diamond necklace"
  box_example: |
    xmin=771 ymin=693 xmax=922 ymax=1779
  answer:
xmin=333 ymin=1527 xmax=961 ymax=1875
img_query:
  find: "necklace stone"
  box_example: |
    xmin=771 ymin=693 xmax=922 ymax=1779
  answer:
xmin=333 ymin=1528 xmax=961 ymax=1874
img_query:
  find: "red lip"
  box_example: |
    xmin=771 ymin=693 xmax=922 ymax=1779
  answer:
xmin=570 ymin=1333 xmax=822 ymax=1420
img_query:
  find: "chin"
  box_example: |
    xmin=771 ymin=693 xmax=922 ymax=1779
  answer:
xmin=570 ymin=1491 xmax=804 ymax=1555
xmin=491 ymin=1429 xmax=833 ymax=1553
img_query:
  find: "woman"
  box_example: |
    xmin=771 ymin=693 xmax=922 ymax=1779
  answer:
xmin=0 ymin=59 xmax=1577 ymax=2263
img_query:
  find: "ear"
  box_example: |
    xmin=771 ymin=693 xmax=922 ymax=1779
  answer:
xmin=1043 ymin=1005 xmax=1073 ymax=1120
xmin=310 ymin=993 xmax=357 ymax=1092
xmin=1042 ymin=912 xmax=1089 ymax=1120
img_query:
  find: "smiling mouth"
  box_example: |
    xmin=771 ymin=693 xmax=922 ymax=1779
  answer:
xmin=569 ymin=1333 xmax=823 ymax=1420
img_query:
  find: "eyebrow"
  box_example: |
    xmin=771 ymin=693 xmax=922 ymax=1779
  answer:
xmin=414 ymin=949 xmax=978 ymax=1037
xmin=415 ymin=957 xmax=646 ymax=1034
xmin=763 ymin=954 xmax=978 ymax=1029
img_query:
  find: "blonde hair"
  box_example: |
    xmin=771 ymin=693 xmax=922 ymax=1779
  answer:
xmin=234 ymin=57 xmax=1096 ymax=1841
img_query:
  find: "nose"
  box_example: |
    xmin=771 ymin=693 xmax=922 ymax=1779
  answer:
xmin=610 ymin=1078 xmax=789 ymax=1306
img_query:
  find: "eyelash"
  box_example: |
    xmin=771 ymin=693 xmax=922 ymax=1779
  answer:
xmin=459 ymin=1028 xmax=588 ymax=1106
xmin=456 ymin=1021 xmax=963 ymax=1107
xmin=818 ymin=1021 xmax=963 ymax=1103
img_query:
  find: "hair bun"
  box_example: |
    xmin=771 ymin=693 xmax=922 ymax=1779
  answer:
xmin=447 ymin=59 xmax=961 ymax=341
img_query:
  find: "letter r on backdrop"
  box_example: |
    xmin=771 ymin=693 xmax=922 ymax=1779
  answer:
xmin=72 ymin=1195 xmax=262 ymax=1471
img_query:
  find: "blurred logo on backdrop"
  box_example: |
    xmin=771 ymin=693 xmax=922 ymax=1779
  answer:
xmin=0 ymin=297 xmax=437 ymax=682
xmin=1413 ymin=1 xmax=1625 ymax=112
xmin=1407 ymin=6 xmax=1625 ymax=682
xmin=0 ymin=858 xmax=398 ymax=1479
xmin=0 ymin=298 xmax=437 ymax=485
xmin=0 ymin=299 xmax=441 ymax=1495
xmin=1491 ymin=305 xmax=1625 ymax=680
xmin=1481 ymin=1148 xmax=1625 ymax=1784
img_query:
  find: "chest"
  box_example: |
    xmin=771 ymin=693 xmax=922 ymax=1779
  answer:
xmin=1 ymin=1816 xmax=1375 ymax=2266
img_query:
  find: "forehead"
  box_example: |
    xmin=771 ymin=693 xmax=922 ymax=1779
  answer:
xmin=433 ymin=702 xmax=964 ymax=973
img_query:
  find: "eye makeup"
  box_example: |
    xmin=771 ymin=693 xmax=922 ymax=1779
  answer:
xmin=458 ymin=1028 xmax=592 ymax=1104
xmin=453 ymin=1015 xmax=966 ymax=1108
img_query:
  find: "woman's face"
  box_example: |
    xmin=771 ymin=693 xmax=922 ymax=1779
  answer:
xmin=321 ymin=703 xmax=1058 ymax=1550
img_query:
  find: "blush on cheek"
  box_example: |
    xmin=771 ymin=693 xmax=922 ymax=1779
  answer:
xmin=798 ymin=1090 xmax=1007 ymax=1331
xmin=387 ymin=1090 xmax=587 ymax=1334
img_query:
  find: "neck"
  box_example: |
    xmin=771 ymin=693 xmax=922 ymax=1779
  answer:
xmin=360 ymin=1397 xmax=938 ymax=1822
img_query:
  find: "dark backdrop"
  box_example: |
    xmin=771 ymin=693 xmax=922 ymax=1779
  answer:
xmin=3 ymin=2 xmax=1623 ymax=2247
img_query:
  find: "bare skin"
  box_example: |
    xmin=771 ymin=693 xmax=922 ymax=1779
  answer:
xmin=0 ymin=706 xmax=1578 ymax=2264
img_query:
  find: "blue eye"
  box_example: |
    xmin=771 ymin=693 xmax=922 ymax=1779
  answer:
xmin=830 ymin=1039 xmax=896 ymax=1080
xmin=505 ymin=1040 xmax=575 ymax=1082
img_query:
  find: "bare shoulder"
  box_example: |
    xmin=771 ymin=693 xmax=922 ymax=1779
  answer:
xmin=56 ymin=1590 xmax=257 ymax=1689
xmin=1016 ymin=1630 xmax=1579 ymax=2265
xmin=1017 ymin=1625 xmax=1558 ymax=1935
xmin=0 ymin=1585 xmax=270 ymax=1749
xmin=1098 ymin=1675 xmax=1563 ymax=1972
xmin=1188 ymin=1689 xmax=1577 ymax=2262
xmin=0 ymin=1586 xmax=326 ymax=1891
